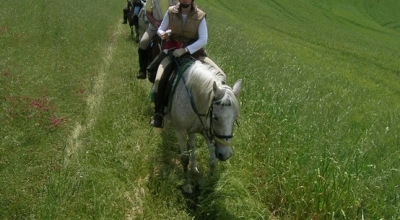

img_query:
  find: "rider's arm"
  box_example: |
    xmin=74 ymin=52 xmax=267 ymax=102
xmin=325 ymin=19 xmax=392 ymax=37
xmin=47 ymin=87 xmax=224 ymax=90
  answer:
xmin=145 ymin=2 xmax=160 ymax=27
xmin=146 ymin=10 xmax=158 ymax=27
xmin=157 ymin=13 xmax=170 ymax=39
xmin=185 ymin=18 xmax=208 ymax=54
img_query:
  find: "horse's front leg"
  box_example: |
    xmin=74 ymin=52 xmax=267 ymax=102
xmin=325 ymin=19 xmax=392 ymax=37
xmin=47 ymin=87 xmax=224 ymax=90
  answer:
xmin=188 ymin=133 xmax=199 ymax=174
xmin=202 ymin=132 xmax=218 ymax=173
xmin=176 ymin=130 xmax=189 ymax=172
xmin=176 ymin=130 xmax=192 ymax=193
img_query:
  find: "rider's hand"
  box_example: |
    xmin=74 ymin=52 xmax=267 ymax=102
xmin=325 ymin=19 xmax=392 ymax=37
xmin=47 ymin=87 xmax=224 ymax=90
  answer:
xmin=153 ymin=21 xmax=160 ymax=28
xmin=173 ymin=48 xmax=188 ymax=57
xmin=161 ymin=32 xmax=169 ymax=40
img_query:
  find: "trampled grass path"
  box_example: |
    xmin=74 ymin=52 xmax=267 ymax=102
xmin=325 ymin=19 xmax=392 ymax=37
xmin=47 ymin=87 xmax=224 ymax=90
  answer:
xmin=64 ymin=23 xmax=124 ymax=167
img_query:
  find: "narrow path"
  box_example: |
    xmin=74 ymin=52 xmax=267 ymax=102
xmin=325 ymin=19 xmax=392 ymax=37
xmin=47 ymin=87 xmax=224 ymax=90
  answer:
xmin=64 ymin=23 xmax=123 ymax=166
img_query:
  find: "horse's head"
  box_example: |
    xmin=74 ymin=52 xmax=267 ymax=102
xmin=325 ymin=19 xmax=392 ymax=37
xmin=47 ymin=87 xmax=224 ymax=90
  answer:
xmin=211 ymin=79 xmax=242 ymax=161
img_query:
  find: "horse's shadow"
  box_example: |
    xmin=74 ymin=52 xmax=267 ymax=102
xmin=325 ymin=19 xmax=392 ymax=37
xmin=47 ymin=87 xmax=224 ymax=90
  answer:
xmin=146 ymin=127 xmax=235 ymax=219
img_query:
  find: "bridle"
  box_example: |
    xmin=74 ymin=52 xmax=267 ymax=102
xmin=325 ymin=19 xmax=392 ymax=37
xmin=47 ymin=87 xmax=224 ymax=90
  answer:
xmin=206 ymin=100 xmax=236 ymax=147
xmin=187 ymin=92 xmax=236 ymax=147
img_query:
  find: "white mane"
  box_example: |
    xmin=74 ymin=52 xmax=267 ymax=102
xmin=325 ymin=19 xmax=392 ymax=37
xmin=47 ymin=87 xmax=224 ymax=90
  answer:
xmin=184 ymin=61 xmax=238 ymax=113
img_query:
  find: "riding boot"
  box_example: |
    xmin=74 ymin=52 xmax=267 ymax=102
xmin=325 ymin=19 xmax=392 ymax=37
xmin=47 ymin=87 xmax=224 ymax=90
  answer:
xmin=161 ymin=61 xmax=177 ymax=100
xmin=150 ymin=61 xmax=176 ymax=128
xmin=137 ymin=48 xmax=147 ymax=79
xmin=146 ymin=52 xmax=167 ymax=83
xmin=150 ymin=92 xmax=164 ymax=128
xmin=133 ymin=15 xmax=139 ymax=27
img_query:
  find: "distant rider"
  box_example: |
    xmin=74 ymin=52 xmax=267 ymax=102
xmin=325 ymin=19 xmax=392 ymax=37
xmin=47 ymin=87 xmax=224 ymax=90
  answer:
xmin=136 ymin=0 xmax=177 ymax=79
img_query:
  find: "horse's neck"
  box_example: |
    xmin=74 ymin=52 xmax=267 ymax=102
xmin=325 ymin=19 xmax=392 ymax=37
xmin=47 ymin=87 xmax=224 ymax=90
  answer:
xmin=189 ymin=78 xmax=219 ymax=114
xmin=185 ymin=62 xmax=225 ymax=113
xmin=191 ymin=85 xmax=213 ymax=113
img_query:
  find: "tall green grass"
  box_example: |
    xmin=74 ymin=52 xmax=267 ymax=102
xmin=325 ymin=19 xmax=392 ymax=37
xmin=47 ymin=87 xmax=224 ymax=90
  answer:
xmin=203 ymin=0 xmax=400 ymax=218
xmin=1 ymin=0 xmax=399 ymax=219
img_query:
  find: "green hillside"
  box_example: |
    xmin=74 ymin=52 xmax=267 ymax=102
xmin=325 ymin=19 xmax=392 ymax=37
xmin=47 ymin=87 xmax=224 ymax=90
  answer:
xmin=1 ymin=0 xmax=399 ymax=219
xmin=202 ymin=0 xmax=400 ymax=218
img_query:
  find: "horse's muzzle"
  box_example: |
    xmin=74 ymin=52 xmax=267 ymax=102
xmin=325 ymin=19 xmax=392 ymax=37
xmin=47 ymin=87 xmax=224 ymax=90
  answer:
xmin=215 ymin=147 xmax=233 ymax=161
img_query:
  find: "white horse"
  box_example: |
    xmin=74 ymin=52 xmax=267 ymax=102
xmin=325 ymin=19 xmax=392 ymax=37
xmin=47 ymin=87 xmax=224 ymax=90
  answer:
xmin=164 ymin=60 xmax=242 ymax=193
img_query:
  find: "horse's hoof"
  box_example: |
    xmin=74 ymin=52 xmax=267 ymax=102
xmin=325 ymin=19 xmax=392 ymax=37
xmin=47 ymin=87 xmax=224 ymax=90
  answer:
xmin=190 ymin=167 xmax=200 ymax=176
xmin=183 ymin=184 xmax=193 ymax=194
xmin=136 ymin=71 xmax=146 ymax=79
xmin=150 ymin=113 xmax=164 ymax=128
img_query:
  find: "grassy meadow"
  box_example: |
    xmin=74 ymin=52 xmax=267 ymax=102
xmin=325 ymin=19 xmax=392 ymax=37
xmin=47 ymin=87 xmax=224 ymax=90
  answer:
xmin=1 ymin=0 xmax=399 ymax=219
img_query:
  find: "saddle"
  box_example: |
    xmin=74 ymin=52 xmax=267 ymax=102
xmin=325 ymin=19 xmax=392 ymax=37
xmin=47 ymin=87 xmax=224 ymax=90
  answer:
xmin=149 ymin=56 xmax=195 ymax=113
xmin=147 ymin=46 xmax=206 ymax=83
xmin=165 ymin=57 xmax=195 ymax=111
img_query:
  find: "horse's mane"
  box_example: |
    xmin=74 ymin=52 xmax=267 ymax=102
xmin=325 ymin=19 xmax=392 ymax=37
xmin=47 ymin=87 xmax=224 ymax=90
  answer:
xmin=185 ymin=61 xmax=239 ymax=113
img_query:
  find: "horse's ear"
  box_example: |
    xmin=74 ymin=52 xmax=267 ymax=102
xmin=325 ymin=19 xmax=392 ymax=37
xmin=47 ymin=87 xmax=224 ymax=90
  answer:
xmin=213 ymin=81 xmax=223 ymax=99
xmin=233 ymin=79 xmax=242 ymax=97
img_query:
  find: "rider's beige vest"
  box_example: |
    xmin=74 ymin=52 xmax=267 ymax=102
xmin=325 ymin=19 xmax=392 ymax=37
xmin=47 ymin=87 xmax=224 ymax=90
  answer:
xmin=168 ymin=5 xmax=206 ymax=44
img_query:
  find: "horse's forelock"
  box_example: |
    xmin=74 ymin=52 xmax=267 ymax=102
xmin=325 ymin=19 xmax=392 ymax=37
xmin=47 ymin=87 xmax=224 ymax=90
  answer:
xmin=219 ymin=87 xmax=240 ymax=113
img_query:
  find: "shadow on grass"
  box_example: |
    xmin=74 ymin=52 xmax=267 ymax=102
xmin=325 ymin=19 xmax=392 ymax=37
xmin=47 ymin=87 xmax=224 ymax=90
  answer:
xmin=184 ymin=173 xmax=236 ymax=220
xmin=145 ymin=127 xmax=235 ymax=219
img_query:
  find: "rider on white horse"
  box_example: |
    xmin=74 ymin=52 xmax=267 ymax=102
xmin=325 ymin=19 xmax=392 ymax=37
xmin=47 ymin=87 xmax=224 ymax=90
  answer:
xmin=149 ymin=0 xmax=225 ymax=128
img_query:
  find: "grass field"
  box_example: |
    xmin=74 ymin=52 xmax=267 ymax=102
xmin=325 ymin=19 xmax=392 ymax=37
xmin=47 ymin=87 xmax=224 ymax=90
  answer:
xmin=1 ymin=0 xmax=399 ymax=219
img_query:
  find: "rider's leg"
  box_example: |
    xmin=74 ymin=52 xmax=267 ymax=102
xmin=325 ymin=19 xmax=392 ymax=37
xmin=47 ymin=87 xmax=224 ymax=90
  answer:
xmin=133 ymin=6 xmax=141 ymax=16
xmin=160 ymin=61 xmax=177 ymax=102
xmin=146 ymin=51 xmax=167 ymax=82
xmin=132 ymin=6 xmax=140 ymax=26
xmin=137 ymin=48 xmax=147 ymax=79
xmin=137 ymin=28 xmax=156 ymax=79
xmin=132 ymin=14 xmax=139 ymax=42
xmin=151 ymin=57 xmax=171 ymax=128
xmin=132 ymin=7 xmax=140 ymax=42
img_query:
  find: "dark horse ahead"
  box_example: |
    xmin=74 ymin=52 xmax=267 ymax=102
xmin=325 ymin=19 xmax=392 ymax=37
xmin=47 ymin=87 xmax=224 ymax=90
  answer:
xmin=123 ymin=0 xmax=146 ymax=42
